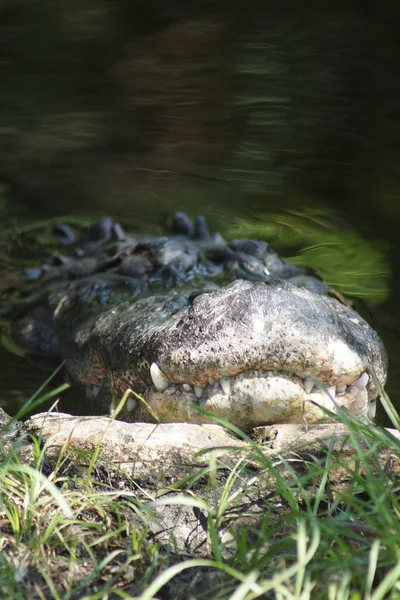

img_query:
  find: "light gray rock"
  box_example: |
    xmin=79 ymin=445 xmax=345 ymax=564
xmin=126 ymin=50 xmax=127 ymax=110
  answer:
xmin=15 ymin=412 xmax=399 ymax=555
xmin=24 ymin=413 xmax=248 ymax=483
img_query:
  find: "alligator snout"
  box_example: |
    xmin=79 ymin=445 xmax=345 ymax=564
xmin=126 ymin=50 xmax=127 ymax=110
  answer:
xmin=124 ymin=279 xmax=387 ymax=428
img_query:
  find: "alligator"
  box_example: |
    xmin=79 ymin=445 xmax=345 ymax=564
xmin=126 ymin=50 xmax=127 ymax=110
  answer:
xmin=1 ymin=213 xmax=388 ymax=431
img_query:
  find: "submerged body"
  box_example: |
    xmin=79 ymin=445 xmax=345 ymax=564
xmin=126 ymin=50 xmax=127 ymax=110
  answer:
xmin=2 ymin=213 xmax=387 ymax=430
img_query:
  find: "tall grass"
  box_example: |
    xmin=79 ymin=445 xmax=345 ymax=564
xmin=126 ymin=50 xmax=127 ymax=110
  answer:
xmin=1 ymin=389 xmax=400 ymax=599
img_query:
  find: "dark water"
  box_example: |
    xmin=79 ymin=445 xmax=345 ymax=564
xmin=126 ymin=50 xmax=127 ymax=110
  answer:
xmin=1 ymin=2 xmax=400 ymax=416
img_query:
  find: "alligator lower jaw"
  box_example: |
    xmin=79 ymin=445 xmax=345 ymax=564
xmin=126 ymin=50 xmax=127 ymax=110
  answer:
xmin=122 ymin=367 xmax=376 ymax=430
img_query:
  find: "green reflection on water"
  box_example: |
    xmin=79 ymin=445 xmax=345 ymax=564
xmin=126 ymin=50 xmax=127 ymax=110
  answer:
xmin=229 ymin=206 xmax=390 ymax=304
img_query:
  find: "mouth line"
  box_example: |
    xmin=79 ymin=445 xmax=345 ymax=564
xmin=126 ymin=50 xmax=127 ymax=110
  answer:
xmin=149 ymin=362 xmax=371 ymax=398
xmin=142 ymin=362 xmax=376 ymax=419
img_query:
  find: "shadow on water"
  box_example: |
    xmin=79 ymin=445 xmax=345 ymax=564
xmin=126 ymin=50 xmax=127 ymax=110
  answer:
xmin=0 ymin=1 xmax=400 ymax=416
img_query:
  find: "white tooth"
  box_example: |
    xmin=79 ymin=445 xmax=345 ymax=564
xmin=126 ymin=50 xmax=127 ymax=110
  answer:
xmin=336 ymin=385 xmax=346 ymax=394
xmin=321 ymin=392 xmax=335 ymax=410
xmin=307 ymin=391 xmax=335 ymax=411
xmin=183 ymin=383 xmax=192 ymax=392
xmin=367 ymin=400 xmax=377 ymax=419
xmin=353 ymin=373 xmax=369 ymax=390
xmin=127 ymin=398 xmax=136 ymax=412
xmin=254 ymin=369 xmax=259 ymax=377
xmin=208 ymin=378 xmax=215 ymax=386
xmin=150 ymin=362 xmax=169 ymax=392
xmin=326 ymin=386 xmax=336 ymax=400
xmin=267 ymin=371 xmax=274 ymax=378
xmin=194 ymin=385 xmax=204 ymax=399
xmin=92 ymin=386 xmax=100 ymax=398
xmin=304 ymin=378 xmax=314 ymax=394
xmin=220 ymin=376 xmax=231 ymax=395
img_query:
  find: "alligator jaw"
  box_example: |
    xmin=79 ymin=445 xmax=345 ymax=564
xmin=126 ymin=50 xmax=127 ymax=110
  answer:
xmin=139 ymin=364 xmax=376 ymax=430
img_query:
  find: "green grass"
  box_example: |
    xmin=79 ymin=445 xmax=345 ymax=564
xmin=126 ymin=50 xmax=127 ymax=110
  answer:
xmin=1 ymin=388 xmax=400 ymax=599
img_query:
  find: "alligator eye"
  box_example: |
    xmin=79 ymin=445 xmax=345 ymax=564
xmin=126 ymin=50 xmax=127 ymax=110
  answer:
xmin=188 ymin=289 xmax=215 ymax=304
xmin=328 ymin=288 xmax=351 ymax=307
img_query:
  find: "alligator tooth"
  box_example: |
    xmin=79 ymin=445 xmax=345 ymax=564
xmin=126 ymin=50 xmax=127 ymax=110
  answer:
xmin=336 ymin=385 xmax=346 ymax=394
xmin=308 ymin=391 xmax=335 ymax=411
xmin=208 ymin=378 xmax=215 ymax=386
xmin=267 ymin=371 xmax=274 ymax=378
xmin=150 ymin=362 xmax=169 ymax=392
xmin=326 ymin=386 xmax=336 ymax=400
xmin=220 ymin=376 xmax=231 ymax=395
xmin=86 ymin=385 xmax=102 ymax=399
xmin=353 ymin=373 xmax=369 ymax=390
xmin=321 ymin=392 xmax=335 ymax=410
xmin=367 ymin=400 xmax=377 ymax=419
xmin=127 ymin=398 xmax=136 ymax=412
xmin=183 ymin=383 xmax=192 ymax=392
xmin=304 ymin=378 xmax=314 ymax=394
xmin=194 ymin=385 xmax=204 ymax=399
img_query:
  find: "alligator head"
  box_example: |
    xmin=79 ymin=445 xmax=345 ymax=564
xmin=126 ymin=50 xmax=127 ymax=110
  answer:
xmin=3 ymin=214 xmax=388 ymax=431
xmin=53 ymin=276 xmax=387 ymax=431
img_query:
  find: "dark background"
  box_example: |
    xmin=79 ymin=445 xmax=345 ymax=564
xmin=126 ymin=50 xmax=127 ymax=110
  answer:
xmin=1 ymin=0 xmax=399 ymax=413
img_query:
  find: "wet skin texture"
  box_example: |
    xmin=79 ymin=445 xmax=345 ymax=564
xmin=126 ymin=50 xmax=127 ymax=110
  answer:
xmin=2 ymin=213 xmax=388 ymax=430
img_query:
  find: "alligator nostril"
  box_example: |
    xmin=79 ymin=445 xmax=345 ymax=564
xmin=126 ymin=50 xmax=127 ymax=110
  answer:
xmin=188 ymin=289 xmax=215 ymax=304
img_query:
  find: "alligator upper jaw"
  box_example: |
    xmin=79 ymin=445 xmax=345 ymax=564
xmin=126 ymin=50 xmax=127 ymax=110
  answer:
xmin=113 ymin=278 xmax=387 ymax=428
xmin=151 ymin=279 xmax=387 ymax=386
xmin=54 ymin=276 xmax=386 ymax=428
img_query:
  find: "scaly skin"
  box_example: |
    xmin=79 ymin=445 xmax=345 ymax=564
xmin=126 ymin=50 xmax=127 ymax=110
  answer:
xmin=2 ymin=214 xmax=388 ymax=430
